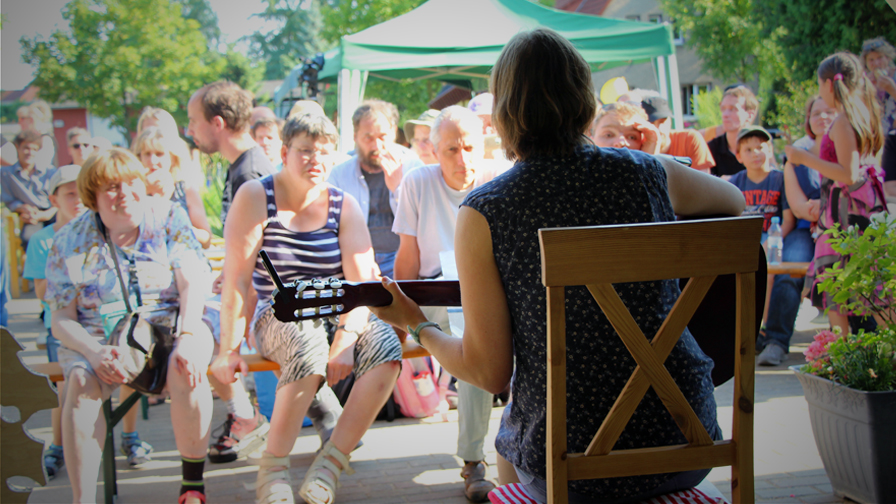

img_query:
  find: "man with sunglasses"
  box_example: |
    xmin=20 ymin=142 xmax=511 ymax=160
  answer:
xmin=65 ymin=128 xmax=97 ymax=166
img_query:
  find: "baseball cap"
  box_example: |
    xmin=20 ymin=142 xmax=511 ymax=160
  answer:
xmin=736 ymin=125 xmax=772 ymax=143
xmin=468 ymin=93 xmax=494 ymax=115
xmin=640 ymin=96 xmax=672 ymax=122
xmin=403 ymin=109 xmax=440 ymax=140
xmin=48 ymin=164 xmax=82 ymax=194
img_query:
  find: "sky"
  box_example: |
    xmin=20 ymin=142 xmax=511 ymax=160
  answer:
xmin=1 ymin=0 xmax=277 ymax=91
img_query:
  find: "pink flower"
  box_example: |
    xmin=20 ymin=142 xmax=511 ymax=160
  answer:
xmin=804 ymin=330 xmax=841 ymax=363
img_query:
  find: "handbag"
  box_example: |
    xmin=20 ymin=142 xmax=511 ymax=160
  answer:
xmin=96 ymin=212 xmax=175 ymax=395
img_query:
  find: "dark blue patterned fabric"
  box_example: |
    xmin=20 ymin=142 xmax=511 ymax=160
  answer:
xmin=462 ymin=145 xmax=718 ymax=501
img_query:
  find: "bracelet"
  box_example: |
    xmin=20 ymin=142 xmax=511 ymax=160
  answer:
xmin=406 ymin=321 xmax=441 ymax=348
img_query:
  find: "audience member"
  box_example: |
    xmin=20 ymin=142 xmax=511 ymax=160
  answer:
xmin=287 ymin=99 xmax=325 ymax=120
xmin=136 ymin=106 xmax=181 ymax=137
xmin=467 ymin=93 xmax=495 ymax=135
xmin=23 ymin=165 xmax=85 ymax=479
xmin=640 ymin=96 xmax=716 ymax=172
xmin=211 ymin=113 xmax=401 ymax=504
xmin=785 ymin=52 xmax=887 ymax=336
xmin=1 ymin=129 xmax=57 ymax=245
xmin=707 ymin=85 xmax=760 ymax=178
xmin=251 ymin=105 xmax=277 ymax=125
xmin=45 ymin=148 xmax=214 ymax=504
xmin=371 ymin=28 xmax=745 ymax=503
xmin=757 ymin=96 xmax=834 ymax=366
xmin=250 ymin=117 xmax=285 ymax=170
xmin=590 ymin=101 xmax=657 ymax=152
xmin=393 ymin=106 xmax=501 ymax=502
xmin=65 ymin=128 xmax=96 ymax=166
xmin=403 ymin=109 xmax=440 ymax=165
xmin=328 ymin=100 xmax=424 ymax=277
xmin=861 ymin=37 xmax=896 ymax=200
xmin=728 ymin=126 xmax=794 ymax=237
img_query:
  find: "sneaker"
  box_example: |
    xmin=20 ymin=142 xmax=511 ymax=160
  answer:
xmin=208 ymin=411 xmax=270 ymax=463
xmin=120 ymin=435 xmax=153 ymax=467
xmin=44 ymin=445 xmax=64 ymax=479
xmin=757 ymin=343 xmax=787 ymax=367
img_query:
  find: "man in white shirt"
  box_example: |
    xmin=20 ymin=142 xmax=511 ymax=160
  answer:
xmin=393 ymin=106 xmax=501 ymax=502
xmin=328 ymin=100 xmax=423 ymax=277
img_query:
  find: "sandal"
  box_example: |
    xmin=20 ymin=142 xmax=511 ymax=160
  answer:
xmin=298 ymin=440 xmax=354 ymax=504
xmin=256 ymin=452 xmax=294 ymax=504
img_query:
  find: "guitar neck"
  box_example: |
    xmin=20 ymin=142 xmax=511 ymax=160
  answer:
xmin=354 ymin=280 xmax=461 ymax=308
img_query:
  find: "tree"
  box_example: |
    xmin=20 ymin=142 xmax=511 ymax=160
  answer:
xmin=219 ymin=47 xmax=267 ymax=95
xmin=758 ymin=0 xmax=896 ymax=82
xmin=177 ymin=0 xmax=221 ymax=47
xmin=248 ymin=0 xmax=328 ymax=81
xmin=319 ymin=0 xmax=424 ymax=46
xmin=20 ymin=0 xmax=220 ymax=135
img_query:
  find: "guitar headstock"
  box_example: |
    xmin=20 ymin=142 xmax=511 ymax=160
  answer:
xmin=270 ymin=277 xmax=365 ymax=322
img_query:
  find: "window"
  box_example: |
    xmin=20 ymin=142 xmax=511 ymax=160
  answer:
xmin=671 ymin=19 xmax=685 ymax=45
xmin=648 ymin=14 xmax=663 ymax=23
xmin=681 ymin=84 xmax=712 ymax=116
xmin=625 ymin=14 xmax=640 ymax=21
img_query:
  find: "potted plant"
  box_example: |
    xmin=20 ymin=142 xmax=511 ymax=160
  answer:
xmin=791 ymin=214 xmax=896 ymax=504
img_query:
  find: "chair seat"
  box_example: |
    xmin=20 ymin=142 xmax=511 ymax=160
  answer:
xmin=488 ymin=481 xmax=728 ymax=504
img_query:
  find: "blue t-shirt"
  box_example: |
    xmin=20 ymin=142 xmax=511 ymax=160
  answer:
xmin=23 ymin=224 xmax=57 ymax=329
xmin=728 ymin=169 xmax=787 ymax=232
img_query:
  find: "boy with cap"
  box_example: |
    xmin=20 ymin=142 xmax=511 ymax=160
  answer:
xmin=727 ymin=126 xmax=794 ymax=236
xmin=640 ymin=96 xmax=716 ymax=173
xmin=404 ymin=109 xmax=440 ymax=165
xmin=23 ymin=164 xmax=86 ymax=479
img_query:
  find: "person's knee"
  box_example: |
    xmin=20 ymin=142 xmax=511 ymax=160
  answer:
xmin=66 ymin=367 xmax=104 ymax=400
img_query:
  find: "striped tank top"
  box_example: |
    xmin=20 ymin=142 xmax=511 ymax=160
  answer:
xmin=252 ymin=175 xmax=344 ymax=306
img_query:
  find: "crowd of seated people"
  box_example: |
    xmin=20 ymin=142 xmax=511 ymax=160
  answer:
xmin=2 ymin=28 xmax=894 ymax=504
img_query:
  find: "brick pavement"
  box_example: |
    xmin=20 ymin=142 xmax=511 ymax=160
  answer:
xmin=5 ymin=294 xmax=850 ymax=503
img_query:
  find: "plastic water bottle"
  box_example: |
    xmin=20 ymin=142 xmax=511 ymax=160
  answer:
xmin=767 ymin=216 xmax=783 ymax=265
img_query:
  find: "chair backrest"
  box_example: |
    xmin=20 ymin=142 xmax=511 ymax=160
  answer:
xmin=538 ymin=216 xmax=762 ymax=504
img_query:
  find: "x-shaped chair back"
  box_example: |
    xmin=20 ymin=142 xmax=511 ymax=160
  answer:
xmin=538 ymin=216 xmax=762 ymax=504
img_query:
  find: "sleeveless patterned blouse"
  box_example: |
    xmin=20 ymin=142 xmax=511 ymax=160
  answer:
xmin=252 ymin=175 xmax=344 ymax=306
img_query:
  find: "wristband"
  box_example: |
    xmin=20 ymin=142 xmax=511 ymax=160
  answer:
xmin=406 ymin=321 xmax=441 ymax=348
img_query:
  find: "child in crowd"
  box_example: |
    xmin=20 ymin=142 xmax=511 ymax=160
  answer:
xmin=785 ymin=52 xmax=888 ymax=336
xmin=1 ymin=129 xmax=57 ymax=246
xmin=590 ymin=101 xmax=658 ymax=152
xmin=23 ymin=165 xmax=85 ymax=479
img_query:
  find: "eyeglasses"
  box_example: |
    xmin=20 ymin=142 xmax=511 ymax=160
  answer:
xmin=70 ymin=143 xmax=94 ymax=149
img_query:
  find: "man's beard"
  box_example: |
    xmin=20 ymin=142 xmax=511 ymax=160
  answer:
xmin=358 ymin=147 xmax=384 ymax=172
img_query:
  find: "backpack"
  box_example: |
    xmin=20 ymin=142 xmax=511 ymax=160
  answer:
xmin=393 ymin=357 xmax=443 ymax=419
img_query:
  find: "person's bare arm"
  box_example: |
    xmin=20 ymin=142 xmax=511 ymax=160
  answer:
xmin=184 ymin=185 xmax=212 ymax=248
xmin=394 ymin=234 xmax=421 ymax=281
xmin=783 ymin=162 xmax=817 ymax=221
xmin=785 ymin=118 xmax=861 ymax=184
xmin=52 ymin=301 xmax=128 ymax=385
xmin=781 ymin=209 xmax=797 ymax=239
xmin=34 ymin=278 xmax=47 ymax=303
xmin=211 ymin=180 xmax=267 ymax=384
xmin=658 ymin=156 xmax=746 ymax=216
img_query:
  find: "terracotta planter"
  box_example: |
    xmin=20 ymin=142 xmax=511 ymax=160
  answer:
xmin=791 ymin=366 xmax=896 ymax=504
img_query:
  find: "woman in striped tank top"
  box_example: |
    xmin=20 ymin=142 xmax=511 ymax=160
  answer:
xmin=210 ymin=114 xmax=402 ymax=504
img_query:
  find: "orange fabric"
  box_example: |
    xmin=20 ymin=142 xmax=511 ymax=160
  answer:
xmin=668 ymin=130 xmax=716 ymax=172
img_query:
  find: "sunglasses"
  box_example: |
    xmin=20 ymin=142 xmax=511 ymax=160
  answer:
xmin=70 ymin=143 xmax=94 ymax=149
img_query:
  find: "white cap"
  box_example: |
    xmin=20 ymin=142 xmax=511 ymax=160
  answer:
xmin=48 ymin=164 xmax=82 ymax=194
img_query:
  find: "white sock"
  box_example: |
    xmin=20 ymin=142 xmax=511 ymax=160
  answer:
xmin=226 ymin=388 xmax=255 ymax=420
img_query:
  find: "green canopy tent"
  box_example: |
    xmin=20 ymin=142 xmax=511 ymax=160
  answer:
xmin=274 ymin=0 xmax=683 ymax=151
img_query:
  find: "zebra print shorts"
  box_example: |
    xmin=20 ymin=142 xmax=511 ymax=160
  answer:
xmin=252 ymin=307 xmax=402 ymax=391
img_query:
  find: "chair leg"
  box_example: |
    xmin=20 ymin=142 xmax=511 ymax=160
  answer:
xmin=103 ymin=399 xmax=117 ymax=504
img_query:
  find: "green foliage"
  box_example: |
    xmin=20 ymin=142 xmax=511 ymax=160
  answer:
xmin=802 ymin=327 xmax=896 ymax=391
xmin=758 ymin=0 xmax=896 ymax=82
xmin=198 ymin=151 xmax=228 ymax=237
xmin=176 ymin=0 xmax=220 ymax=46
xmin=765 ymin=78 xmax=816 ymax=142
xmin=818 ymin=216 xmax=896 ymax=330
xmin=691 ymin=87 xmax=723 ymax=130
xmin=248 ymin=0 xmax=328 ymax=81
xmin=1 ymin=101 xmax=25 ymax=124
xmin=319 ymin=0 xmax=424 ymax=46
xmin=20 ymin=0 xmax=220 ymax=136
xmin=218 ymin=47 xmax=267 ymax=94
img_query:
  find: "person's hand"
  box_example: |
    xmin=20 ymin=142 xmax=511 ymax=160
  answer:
xmin=326 ymin=344 xmax=354 ymax=387
xmin=633 ymin=120 xmax=661 ymax=155
xmin=379 ymin=146 xmax=404 ymax=193
xmin=171 ymin=334 xmax=210 ymax=388
xmin=784 ymin=145 xmax=805 ymax=166
xmin=368 ymin=277 xmax=428 ymax=332
xmin=17 ymin=204 xmax=38 ymax=224
xmin=211 ymin=272 xmax=224 ymax=295
xmin=145 ymin=170 xmax=176 ymax=199
xmin=210 ymin=350 xmax=247 ymax=385
xmin=87 ymin=346 xmax=129 ymax=385
xmin=807 ymin=199 xmax=821 ymax=222
xmin=874 ymin=69 xmax=896 ymax=97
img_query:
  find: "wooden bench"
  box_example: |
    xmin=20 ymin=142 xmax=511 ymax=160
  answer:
xmin=26 ymin=341 xmax=428 ymax=504
xmin=766 ymin=261 xmax=810 ymax=278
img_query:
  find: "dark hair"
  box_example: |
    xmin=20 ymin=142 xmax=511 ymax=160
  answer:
xmin=803 ymin=95 xmax=822 ymax=140
xmin=490 ymin=29 xmax=596 ymax=161
xmin=66 ymin=127 xmax=90 ymax=143
xmin=817 ymin=52 xmax=883 ymax=155
xmin=195 ymin=81 xmax=254 ymax=132
xmin=736 ymin=131 xmax=772 ymax=152
xmin=14 ymin=129 xmax=43 ymax=147
xmin=351 ymin=100 xmax=399 ymax=133
xmin=281 ymin=113 xmax=339 ymax=147
xmin=251 ymin=117 xmax=284 ymax=139
xmin=861 ymin=37 xmax=896 ymax=68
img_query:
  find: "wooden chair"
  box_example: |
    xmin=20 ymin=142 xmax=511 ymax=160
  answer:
xmin=538 ymin=216 xmax=762 ymax=504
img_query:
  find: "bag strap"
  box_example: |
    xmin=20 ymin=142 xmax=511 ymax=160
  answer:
xmin=95 ymin=212 xmax=137 ymax=313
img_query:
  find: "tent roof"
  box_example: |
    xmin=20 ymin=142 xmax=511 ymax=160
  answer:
xmin=318 ymin=0 xmax=674 ymax=82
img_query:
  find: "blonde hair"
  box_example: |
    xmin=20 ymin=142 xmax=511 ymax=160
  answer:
xmin=136 ymin=107 xmax=179 ymax=136
xmin=131 ymin=127 xmax=189 ymax=181
xmin=490 ymin=29 xmax=596 ymax=162
xmin=722 ymin=85 xmax=759 ymax=114
xmin=592 ymin=102 xmax=649 ymax=132
xmin=817 ymin=52 xmax=883 ymax=155
xmin=78 ymin=148 xmax=147 ymax=212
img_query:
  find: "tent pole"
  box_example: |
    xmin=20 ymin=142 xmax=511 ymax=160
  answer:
xmin=665 ymin=52 xmax=684 ymax=130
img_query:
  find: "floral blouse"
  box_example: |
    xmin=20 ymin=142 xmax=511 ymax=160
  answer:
xmin=45 ymin=201 xmax=205 ymax=342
